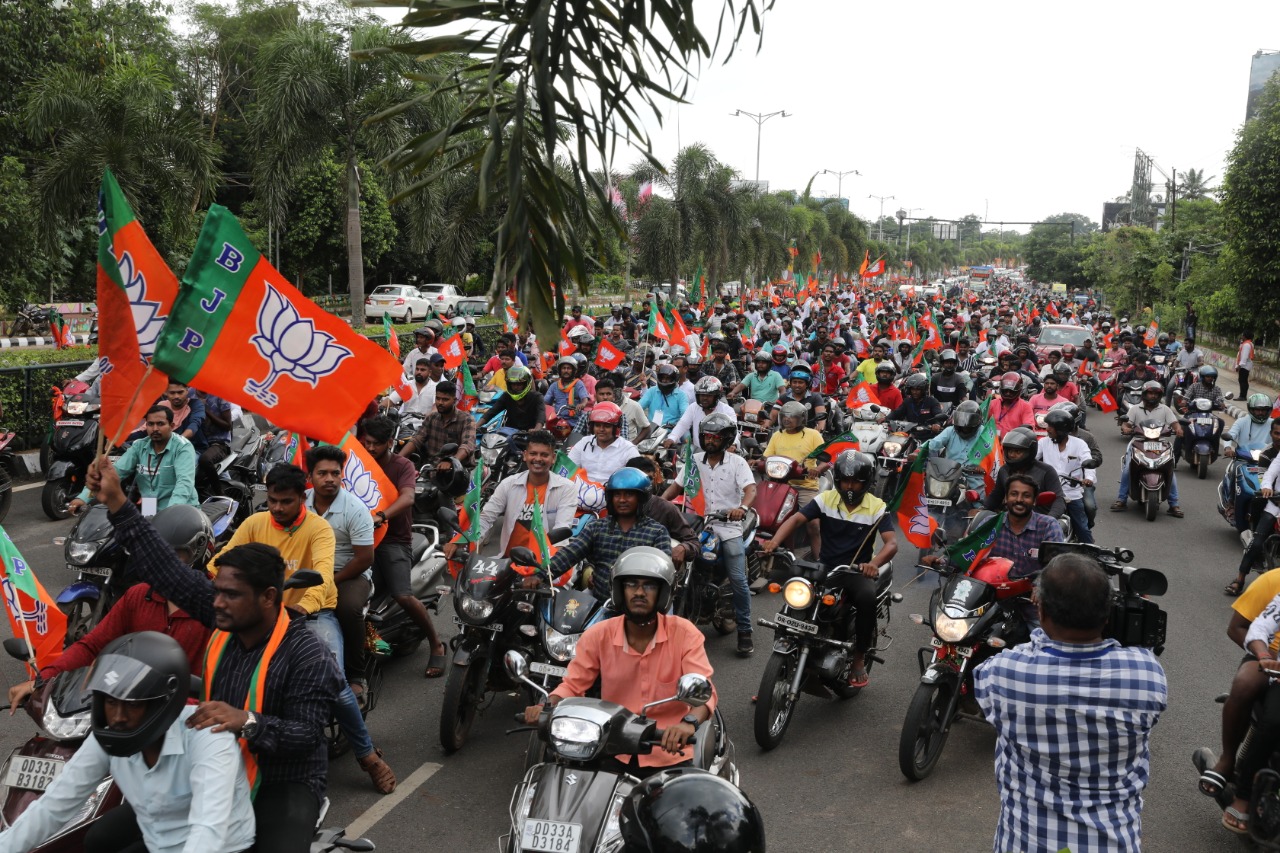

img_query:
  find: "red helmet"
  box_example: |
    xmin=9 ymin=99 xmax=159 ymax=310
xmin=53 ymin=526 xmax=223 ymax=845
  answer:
xmin=771 ymin=345 xmax=789 ymax=363
xmin=587 ymin=401 xmax=623 ymax=426
xmin=971 ymin=557 xmax=1034 ymax=600
xmin=999 ymin=371 xmax=1022 ymax=393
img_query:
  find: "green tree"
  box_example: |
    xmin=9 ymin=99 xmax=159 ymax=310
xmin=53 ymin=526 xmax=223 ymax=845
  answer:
xmin=1084 ymin=226 xmax=1161 ymax=313
xmin=1178 ymin=168 xmax=1215 ymax=201
xmin=1024 ymin=213 xmax=1094 ymax=287
xmin=1221 ymin=74 xmax=1280 ymax=329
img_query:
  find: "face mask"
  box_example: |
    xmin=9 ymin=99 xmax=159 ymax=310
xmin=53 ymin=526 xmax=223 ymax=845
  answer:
xmin=841 ymin=487 xmax=865 ymax=509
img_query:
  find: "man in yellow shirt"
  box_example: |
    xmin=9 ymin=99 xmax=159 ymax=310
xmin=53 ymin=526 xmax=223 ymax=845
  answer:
xmin=759 ymin=402 xmax=829 ymax=550
xmin=855 ymin=339 xmax=889 ymax=384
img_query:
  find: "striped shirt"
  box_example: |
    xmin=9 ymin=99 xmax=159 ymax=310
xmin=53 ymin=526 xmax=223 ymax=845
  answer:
xmin=974 ymin=629 xmax=1168 ymax=853
xmin=799 ymin=490 xmax=893 ymax=567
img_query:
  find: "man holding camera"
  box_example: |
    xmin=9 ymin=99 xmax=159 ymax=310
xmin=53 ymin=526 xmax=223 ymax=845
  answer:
xmin=974 ymin=554 xmax=1168 ymax=853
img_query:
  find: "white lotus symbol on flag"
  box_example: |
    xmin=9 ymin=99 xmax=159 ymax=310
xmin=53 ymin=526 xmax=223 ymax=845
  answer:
xmin=577 ymin=480 xmax=606 ymax=512
xmin=343 ymin=452 xmax=382 ymax=510
xmin=910 ymin=493 xmax=932 ymax=539
xmin=116 ymin=250 xmax=167 ymax=359
xmin=246 ymin=283 xmax=352 ymax=407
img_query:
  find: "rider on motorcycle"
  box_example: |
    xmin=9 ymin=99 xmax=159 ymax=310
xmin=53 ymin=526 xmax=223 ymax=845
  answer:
xmin=1223 ymin=394 xmax=1275 ymax=534
xmin=930 ymin=349 xmax=968 ymax=410
xmin=984 ymin=426 xmax=1066 ymax=519
xmin=523 ymin=547 xmax=716 ymax=778
xmin=930 ymin=400 xmax=987 ymax=494
xmin=639 ymin=363 xmax=689 ymax=429
xmin=773 ymin=365 xmax=827 ymax=433
xmin=1037 ymin=409 xmax=1095 ymax=544
xmin=1227 ymin=419 xmax=1280 ymax=597
xmin=477 ymin=364 xmax=545 ymax=431
xmin=567 ymin=402 xmax=638 ymax=486
xmin=989 ymin=372 xmax=1035 ymax=437
xmin=760 ymin=400 xmax=829 ymax=509
xmin=888 ymin=374 xmax=943 ymax=431
xmin=1117 ymin=351 xmax=1158 ymax=386
xmin=872 ymin=361 xmax=903 ymax=411
xmin=1113 ymin=380 xmax=1184 ymax=517
xmin=730 ymin=352 xmax=788 ymax=406
xmin=761 ymin=450 xmax=898 ymax=688
xmin=1182 ymin=365 xmax=1226 ymax=411
xmin=667 ymin=377 xmax=736 ymax=450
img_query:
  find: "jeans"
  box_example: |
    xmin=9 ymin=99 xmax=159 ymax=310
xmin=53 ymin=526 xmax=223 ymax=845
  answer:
xmin=1116 ymin=448 xmax=1179 ymax=505
xmin=336 ymin=576 xmax=372 ymax=680
xmin=1082 ymin=483 xmax=1097 ymax=527
xmin=84 ymin=802 xmax=147 ymax=853
xmin=253 ymin=781 xmax=321 ymax=853
xmin=1238 ymin=507 xmax=1277 ymax=575
xmin=307 ymin=610 xmax=375 ymax=759
xmin=718 ymin=535 xmax=752 ymax=634
xmin=1064 ymin=498 xmax=1093 ymax=544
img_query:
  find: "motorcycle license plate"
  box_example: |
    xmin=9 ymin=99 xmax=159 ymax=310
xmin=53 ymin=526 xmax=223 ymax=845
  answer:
xmin=1194 ymin=418 xmax=1214 ymax=426
xmin=55 ymin=420 xmax=84 ymax=428
xmin=76 ymin=565 xmax=111 ymax=577
xmin=529 ymin=662 xmax=568 ymax=678
xmin=929 ymin=637 xmax=973 ymax=658
xmin=4 ymin=755 xmax=63 ymax=791
xmin=923 ymin=497 xmax=952 ymax=506
xmin=521 ymin=819 xmax=581 ymax=852
xmin=774 ymin=613 xmax=819 ymax=635
xmin=1143 ymin=441 xmax=1164 ymax=452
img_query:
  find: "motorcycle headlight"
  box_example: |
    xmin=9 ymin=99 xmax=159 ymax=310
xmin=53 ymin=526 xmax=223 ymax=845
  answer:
xmin=544 ymin=626 xmax=579 ymax=662
xmin=765 ymin=459 xmax=792 ymax=480
xmin=934 ymin=614 xmax=974 ymax=644
xmin=783 ymin=578 xmax=813 ymax=609
xmin=65 ymin=401 xmax=88 ymax=415
xmin=42 ymin=704 xmax=92 ymax=740
xmin=925 ymin=477 xmax=953 ymax=499
xmin=66 ymin=540 xmax=98 ymax=567
xmin=1153 ymin=450 xmax=1173 ymax=467
xmin=456 ymin=594 xmax=494 ymax=622
xmin=598 ymin=790 xmax=628 ymax=851
xmin=549 ymin=717 xmax=603 ymax=761
xmin=882 ymin=441 xmax=903 ymax=457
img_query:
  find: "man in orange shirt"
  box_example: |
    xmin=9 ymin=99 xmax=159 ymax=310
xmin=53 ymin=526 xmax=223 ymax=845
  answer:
xmin=523 ymin=547 xmax=716 ymax=779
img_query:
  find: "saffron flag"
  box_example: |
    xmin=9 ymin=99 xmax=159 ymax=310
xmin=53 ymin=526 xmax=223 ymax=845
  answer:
xmin=595 ymin=338 xmax=625 ymax=371
xmin=96 ymin=170 xmax=177 ymax=444
xmin=457 ymin=360 xmax=479 ymax=412
xmin=0 ymin=528 xmax=67 ymax=674
xmin=862 ymin=257 xmax=886 ymax=278
xmin=48 ymin=308 xmax=69 ymax=350
xmin=438 ymin=328 xmax=466 ymax=369
xmin=551 ymin=450 xmax=607 ymax=512
xmin=382 ymin=313 xmax=401 ymax=360
xmin=858 ymin=250 xmax=870 ymax=277
xmin=326 ymin=432 xmax=396 ymax=548
xmin=152 ymin=205 xmax=402 ymax=444
xmin=889 ymin=447 xmax=937 ymax=549
xmin=807 ymin=432 xmax=860 ymax=462
xmin=1143 ymin=319 xmax=1159 ymax=348
xmin=680 ymin=441 xmax=706 ymax=515
xmin=845 ymin=381 xmax=883 ymax=409
xmin=944 ymin=511 xmax=1003 ymax=575
xmin=1091 ymin=385 xmax=1119 ymax=413
xmin=918 ymin=312 xmax=943 ymax=351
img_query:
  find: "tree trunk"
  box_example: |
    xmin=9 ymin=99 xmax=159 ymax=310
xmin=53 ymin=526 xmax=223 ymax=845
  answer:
xmin=346 ymin=153 xmax=365 ymax=326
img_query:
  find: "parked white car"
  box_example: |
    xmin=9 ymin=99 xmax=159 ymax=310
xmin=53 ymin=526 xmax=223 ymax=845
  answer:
xmin=417 ymin=283 xmax=465 ymax=316
xmin=365 ymin=284 xmax=431 ymax=323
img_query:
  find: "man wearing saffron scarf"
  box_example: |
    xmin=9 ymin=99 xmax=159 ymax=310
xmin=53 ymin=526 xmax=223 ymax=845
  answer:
xmin=84 ymin=457 xmax=342 ymax=853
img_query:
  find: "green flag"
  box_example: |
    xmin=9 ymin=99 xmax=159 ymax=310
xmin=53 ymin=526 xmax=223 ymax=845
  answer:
xmin=530 ymin=492 xmax=552 ymax=567
xmin=944 ymin=511 xmax=1003 ymax=575
xmin=459 ymin=463 xmax=484 ymax=543
xmin=695 ymin=263 xmax=706 ymax=306
xmin=0 ymin=528 xmax=38 ymax=601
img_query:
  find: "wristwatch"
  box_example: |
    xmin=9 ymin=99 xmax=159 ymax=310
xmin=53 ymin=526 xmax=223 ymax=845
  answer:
xmin=242 ymin=711 xmax=259 ymax=741
xmin=681 ymin=713 xmax=700 ymax=727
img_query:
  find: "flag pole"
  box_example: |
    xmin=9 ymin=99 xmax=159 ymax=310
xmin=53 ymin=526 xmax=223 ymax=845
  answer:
xmin=105 ymin=363 xmax=155 ymax=453
xmin=4 ymin=578 xmax=40 ymax=678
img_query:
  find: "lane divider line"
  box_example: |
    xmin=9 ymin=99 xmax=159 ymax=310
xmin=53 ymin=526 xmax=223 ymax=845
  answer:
xmin=343 ymin=760 xmax=443 ymax=840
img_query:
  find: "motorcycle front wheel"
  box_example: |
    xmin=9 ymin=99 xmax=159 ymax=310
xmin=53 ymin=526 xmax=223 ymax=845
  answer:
xmin=41 ymin=477 xmax=74 ymax=520
xmin=898 ymin=680 xmax=956 ymax=781
xmin=439 ymin=655 xmax=486 ymax=753
xmin=1144 ymin=491 xmax=1159 ymax=522
xmin=60 ymin=598 xmax=97 ymax=646
xmin=754 ymin=651 xmax=798 ymax=750
xmin=1198 ymin=455 xmax=1209 ymax=480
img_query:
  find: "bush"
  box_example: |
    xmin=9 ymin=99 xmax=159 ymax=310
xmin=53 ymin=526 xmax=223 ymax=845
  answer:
xmin=0 ymin=346 xmax=98 ymax=369
xmin=0 ymin=354 xmax=97 ymax=450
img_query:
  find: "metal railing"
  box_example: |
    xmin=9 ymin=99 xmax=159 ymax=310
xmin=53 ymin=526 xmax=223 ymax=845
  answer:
xmin=0 ymin=360 xmax=95 ymax=450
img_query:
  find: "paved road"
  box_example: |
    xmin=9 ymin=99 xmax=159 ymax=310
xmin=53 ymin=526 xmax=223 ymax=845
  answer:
xmin=0 ymin=412 xmax=1258 ymax=851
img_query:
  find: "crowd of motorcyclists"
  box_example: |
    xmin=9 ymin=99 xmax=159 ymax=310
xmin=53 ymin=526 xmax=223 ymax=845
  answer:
xmin=8 ymin=269 xmax=1280 ymax=851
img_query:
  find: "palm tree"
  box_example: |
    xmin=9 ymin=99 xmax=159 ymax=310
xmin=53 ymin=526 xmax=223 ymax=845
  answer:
xmin=1179 ymin=168 xmax=1216 ymax=201
xmin=22 ymin=55 xmax=218 ymax=252
xmin=252 ymin=21 xmax=443 ymax=323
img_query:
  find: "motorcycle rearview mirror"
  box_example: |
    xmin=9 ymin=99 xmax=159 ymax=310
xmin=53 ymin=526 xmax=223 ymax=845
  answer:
xmin=436 ymin=507 xmax=460 ymax=532
xmin=504 ymin=650 xmax=529 ymax=681
xmin=549 ymin=527 xmax=573 ymax=544
xmin=674 ymin=673 xmax=713 ymax=708
xmin=284 ymin=569 xmax=323 ymax=591
xmin=509 ymin=546 xmax=539 ymax=568
xmin=2 ymin=638 xmax=31 ymax=663
xmin=1035 ymin=491 xmax=1056 ymax=509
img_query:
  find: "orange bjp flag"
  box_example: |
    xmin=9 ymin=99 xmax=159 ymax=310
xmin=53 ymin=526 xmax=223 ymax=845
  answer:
xmin=331 ymin=433 xmax=397 ymax=547
xmin=438 ymin=329 xmax=467 ymax=368
xmin=0 ymin=527 xmax=67 ymax=675
xmin=846 ymin=381 xmax=883 ymax=409
xmin=151 ymin=205 xmax=402 ymax=444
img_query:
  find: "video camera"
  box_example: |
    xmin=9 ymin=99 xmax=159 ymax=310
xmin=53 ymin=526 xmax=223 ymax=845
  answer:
xmin=1037 ymin=541 xmax=1168 ymax=655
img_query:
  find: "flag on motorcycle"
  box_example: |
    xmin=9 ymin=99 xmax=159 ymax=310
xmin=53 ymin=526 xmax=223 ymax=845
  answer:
xmin=382 ymin=313 xmax=401 ymax=360
xmin=909 ymin=337 xmax=927 ymax=369
xmin=456 ymin=462 xmax=484 ymax=544
xmin=1091 ymin=385 xmax=1119 ymax=413
xmin=889 ymin=446 xmax=937 ymax=549
xmin=96 ymin=169 xmax=178 ymax=444
xmin=152 ymin=205 xmax=402 ymax=444
xmin=594 ymin=338 xmax=626 ymax=371
xmin=807 ymin=431 xmax=860 ymax=462
xmin=845 ymin=381 xmax=882 ymax=409
xmin=647 ymin=307 xmax=672 ymax=342
xmin=48 ymin=308 xmax=70 ymax=350
xmin=1143 ymin=319 xmax=1159 ymax=348
xmin=918 ymin=312 xmax=942 ymax=351
xmin=0 ymin=528 xmax=66 ymax=674
xmin=944 ymin=511 xmax=1003 ymax=575
xmin=551 ymin=450 xmax=607 ymax=512
xmin=678 ymin=441 xmax=706 ymax=515
xmin=437 ymin=327 xmax=467 ymax=369
xmin=456 ymin=360 xmax=479 ymax=412
xmin=669 ymin=304 xmax=693 ymax=347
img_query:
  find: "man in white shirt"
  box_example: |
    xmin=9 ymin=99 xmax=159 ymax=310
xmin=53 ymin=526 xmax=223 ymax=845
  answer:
xmin=401 ymin=327 xmax=437 ymax=376
xmin=568 ymin=403 xmax=638 ymax=485
xmin=385 ymin=357 xmax=437 ymax=415
xmin=663 ymin=412 xmax=757 ymax=656
xmin=665 ymin=378 xmax=736 ymax=450
xmin=1037 ymin=409 xmax=1095 ymax=544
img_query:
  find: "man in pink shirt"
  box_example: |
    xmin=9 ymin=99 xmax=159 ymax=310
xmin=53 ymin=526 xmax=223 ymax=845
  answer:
xmin=563 ymin=304 xmax=596 ymax=336
xmin=523 ymin=547 xmax=716 ymax=777
xmin=989 ymin=371 xmax=1035 ymax=436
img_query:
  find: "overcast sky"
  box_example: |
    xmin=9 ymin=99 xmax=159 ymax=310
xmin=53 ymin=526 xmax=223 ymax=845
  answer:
xmin=368 ymin=1 xmax=1280 ymax=233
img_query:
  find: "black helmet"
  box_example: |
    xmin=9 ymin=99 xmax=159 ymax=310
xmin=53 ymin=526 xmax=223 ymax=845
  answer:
xmin=619 ymin=767 xmax=766 ymax=853
xmin=656 ymin=364 xmax=679 ymax=388
xmin=87 ymin=632 xmax=189 ymax=758
xmin=904 ymin=373 xmax=928 ymax=392
xmin=832 ymin=450 xmax=874 ymax=507
xmin=1044 ymin=409 xmax=1074 ymax=435
xmin=699 ymin=412 xmax=737 ymax=451
xmin=952 ymin=400 xmax=982 ymax=439
xmin=433 ymin=457 xmax=470 ymax=498
xmin=874 ymin=361 xmax=896 ymax=379
xmin=1049 ymin=400 xmax=1082 ymax=430
xmin=1002 ymin=427 xmax=1037 ymax=466
xmin=1051 ymin=364 xmax=1072 ymax=383
xmin=150 ymin=504 xmax=214 ymax=571
xmin=610 ymin=546 xmax=676 ymax=613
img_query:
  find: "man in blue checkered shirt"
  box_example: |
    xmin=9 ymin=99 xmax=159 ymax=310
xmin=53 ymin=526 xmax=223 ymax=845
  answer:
xmin=974 ymin=553 xmax=1167 ymax=853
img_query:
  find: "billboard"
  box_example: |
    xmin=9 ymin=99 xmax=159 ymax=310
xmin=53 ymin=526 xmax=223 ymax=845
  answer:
xmin=932 ymin=222 xmax=957 ymax=240
xmin=1101 ymin=201 xmax=1129 ymax=232
xmin=1247 ymin=50 xmax=1280 ymax=120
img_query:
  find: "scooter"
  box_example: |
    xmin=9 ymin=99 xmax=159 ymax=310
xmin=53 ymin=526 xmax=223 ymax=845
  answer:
xmin=1179 ymin=396 xmax=1224 ymax=480
xmin=0 ymin=640 xmax=122 ymax=851
xmin=42 ymin=385 xmax=101 ymax=520
xmin=366 ymin=523 xmax=448 ymax=658
xmin=503 ymin=655 xmax=736 ymax=853
xmin=847 ymin=405 xmax=891 ymax=466
xmin=1123 ymin=420 xmax=1175 ymax=521
xmin=1218 ymin=447 xmax=1269 ymax=533
xmin=1114 ymin=379 xmax=1144 ymax=426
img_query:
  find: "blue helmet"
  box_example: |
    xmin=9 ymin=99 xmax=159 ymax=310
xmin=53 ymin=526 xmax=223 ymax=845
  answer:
xmin=604 ymin=468 xmax=652 ymax=514
xmin=788 ymin=365 xmax=812 ymax=383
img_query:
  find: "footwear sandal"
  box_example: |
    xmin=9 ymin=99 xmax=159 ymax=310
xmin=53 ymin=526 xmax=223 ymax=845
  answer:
xmin=1167 ymin=506 xmax=1184 ymax=518
xmin=847 ymin=670 xmax=869 ymax=688
xmin=1225 ymin=579 xmax=1245 ymax=597
xmin=1223 ymin=805 xmax=1250 ymax=834
xmin=1200 ymin=769 xmax=1228 ymax=798
xmin=358 ymin=748 xmax=397 ymax=794
xmin=424 ymin=650 xmax=447 ymax=679
xmin=1110 ymin=500 xmax=1128 ymax=511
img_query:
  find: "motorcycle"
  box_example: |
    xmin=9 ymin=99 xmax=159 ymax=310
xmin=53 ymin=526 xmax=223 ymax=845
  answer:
xmin=734 ymin=398 xmax=769 ymax=455
xmin=1150 ymin=352 xmax=1170 ymax=380
xmin=848 ymin=404 xmax=891 ymax=469
xmin=0 ymin=416 xmax=14 ymax=525
xmin=0 ymin=641 xmax=122 ymax=851
xmin=42 ymin=387 xmax=101 ymax=520
xmin=1123 ymin=420 xmax=1175 ymax=521
xmin=753 ymin=550 xmax=899 ymax=750
xmin=1218 ymin=447 xmax=1269 ymax=533
xmin=367 ymin=522 xmax=449 ymax=658
xmin=920 ymin=455 xmax=983 ymax=548
xmin=477 ymin=426 xmax=528 ymax=501
xmin=1179 ymin=396 xmax=1224 ymax=480
xmin=54 ymin=503 xmax=130 ymax=645
xmin=8 ymin=304 xmax=51 ymax=339
xmin=1114 ymin=379 xmax=1144 ymax=426
xmin=672 ymin=509 xmax=754 ymax=636
xmin=212 ymin=415 xmax=265 ymax=526
xmin=503 ymin=654 xmax=736 ymax=853
xmin=899 ymin=539 xmax=1167 ymax=781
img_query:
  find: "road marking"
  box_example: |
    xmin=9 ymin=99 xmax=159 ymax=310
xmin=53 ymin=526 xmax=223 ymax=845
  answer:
xmin=344 ymin=760 xmax=442 ymax=839
xmin=12 ymin=481 xmax=43 ymax=493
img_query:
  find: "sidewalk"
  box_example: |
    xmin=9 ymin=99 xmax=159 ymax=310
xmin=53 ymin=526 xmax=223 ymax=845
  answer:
xmin=1197 ymin=342 xmax=1278 ymax=420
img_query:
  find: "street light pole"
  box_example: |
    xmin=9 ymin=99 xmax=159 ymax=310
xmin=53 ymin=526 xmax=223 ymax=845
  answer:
xmin=821 ymin=168 xmax=860 ymax=204
xmin=732 ymin=109 xmax=791 ymax=182
xmin=868 ymin=194 xmax=894 ymax=241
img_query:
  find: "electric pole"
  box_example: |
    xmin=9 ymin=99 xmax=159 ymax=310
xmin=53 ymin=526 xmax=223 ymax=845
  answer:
xmin=731 ymin=109 xmax=791 ymax=182
xmin=869 ymin=194 xmax=894 ymax=242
